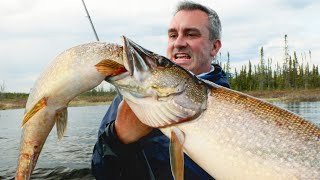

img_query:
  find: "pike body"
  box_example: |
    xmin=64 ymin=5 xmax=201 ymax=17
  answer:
xmin=16 ymin=42 xmax=124 ymax=180
xmin=159 ymin=87 xmax=320 ymax=179
xmin=107 ymin=37 xmax=320 ymax=179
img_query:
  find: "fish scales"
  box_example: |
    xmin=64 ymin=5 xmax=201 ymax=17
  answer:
xmin=107 ymin=37 xmax=320 ymax=180
xmin=16 ymin=42 xmax=124 ymax=180
xmin=26 ymin=43 xmax=123 ymax=111
xmin=160 ymin=86 xmax=320 ymax=179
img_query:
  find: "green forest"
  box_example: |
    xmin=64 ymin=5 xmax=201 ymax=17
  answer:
xmin=218 ymin=35 xmax=319 ymax=91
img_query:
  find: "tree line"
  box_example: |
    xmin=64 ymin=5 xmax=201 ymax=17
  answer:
xmin=218 ymin=35 xmax=319 ymax=91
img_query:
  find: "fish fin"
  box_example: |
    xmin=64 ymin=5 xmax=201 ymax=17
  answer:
xmin=55 ymin=107 xmax=68 ymax=140
xmin=95 ymin=59 xmax=126 ymax=76
xmin=21 ymin=97 xmax=48 ymax=127
xmin=128 ymin=101 xmax=189 ymax=128
xmin=169 ymin=127 xmax=185 ymax=180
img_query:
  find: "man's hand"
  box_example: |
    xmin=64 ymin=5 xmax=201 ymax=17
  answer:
xmin=114 ymin=100 xmax=153 ymax=144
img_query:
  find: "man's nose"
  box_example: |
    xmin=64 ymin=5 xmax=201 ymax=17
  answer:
xmin=174 ymin=35 xmax=187 ymax=48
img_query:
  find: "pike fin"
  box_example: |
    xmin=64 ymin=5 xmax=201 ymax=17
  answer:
xmin=128 ymin=101 xmax=191 ymax=128
xmin=55 ymin=107 xmax=68 ymax=140
xmin=95 ymin=59 xmax=126 ymax=76
xmin=169 ymin=127 xmax=185 ymax=180
xmin=21 ymin=97 xmax=48 ymax=127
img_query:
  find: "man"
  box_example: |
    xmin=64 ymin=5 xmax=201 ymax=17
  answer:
xmin=91 ymin=1 xmax=230 ymax=179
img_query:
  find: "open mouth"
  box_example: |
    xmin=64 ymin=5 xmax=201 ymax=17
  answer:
xmin=173 ymin=53 xmax=192 ymax=65
xmin=122 ymin=36 xmax=158 ymax=76
xmin=175 ymin=53 xmax=191 ymax=60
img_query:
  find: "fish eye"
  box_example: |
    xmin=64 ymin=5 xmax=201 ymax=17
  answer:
xmin=158 ymin=56 xmax=173 ymax=67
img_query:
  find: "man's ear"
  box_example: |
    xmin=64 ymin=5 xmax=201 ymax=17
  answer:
xmin=210 ymin=39 xmax=222 ymax=57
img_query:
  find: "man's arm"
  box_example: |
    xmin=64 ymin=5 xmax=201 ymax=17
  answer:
xmin=92 ymin=98 xmax=154 ymax=180
xmin=114 ymin=101 xmax=153 ymax=144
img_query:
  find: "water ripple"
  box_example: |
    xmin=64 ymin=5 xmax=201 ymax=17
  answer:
xmin=1 ymin=103 xmax=319 ymax=179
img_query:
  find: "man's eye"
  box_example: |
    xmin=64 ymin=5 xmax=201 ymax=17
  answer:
xmin=169 ymin=34 xmax=177 ymax=38
xmin=187 ymin=33 xmax=196 ymax=37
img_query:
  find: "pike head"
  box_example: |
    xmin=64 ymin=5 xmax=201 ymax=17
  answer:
xmin=107 ymin=37 xmax=209 ymax=127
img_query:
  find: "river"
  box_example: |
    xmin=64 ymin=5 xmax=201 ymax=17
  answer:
xmin=0 ymin=102 xmax=319 ymax=179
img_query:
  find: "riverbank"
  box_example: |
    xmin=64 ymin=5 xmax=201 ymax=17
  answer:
xmin=244 ymin=88 xmax=320 ymax=102
xmin=1 ymin=88 xmax=320 ymax=110
xmin=0 ymin=92 xmax=115 ymax=110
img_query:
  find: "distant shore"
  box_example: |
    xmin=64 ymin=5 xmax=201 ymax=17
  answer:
xmin=1 ymin=88 xmax=320 ymax=110
xmin=244 ymin=88 xmax=320 ymax=102
xmin=0 ymin=93 xmax=115 ymax=110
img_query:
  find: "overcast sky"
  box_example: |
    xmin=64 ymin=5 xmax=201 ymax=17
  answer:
xmin=0 ymin=0 xmax=319 ymax=92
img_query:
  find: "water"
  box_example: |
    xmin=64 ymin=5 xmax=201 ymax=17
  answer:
xmin=1 ymin=102 xmax=320 ymax=179
xmin=272 ymin=101 xmax=320 ymax=125
xmin=0 ymin=105 xmax=109 ymax=180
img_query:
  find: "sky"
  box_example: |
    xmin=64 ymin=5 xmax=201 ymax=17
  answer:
xmin=0 ymin=0 xmax=319 ymax=93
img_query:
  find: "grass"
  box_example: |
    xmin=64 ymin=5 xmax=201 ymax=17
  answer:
xmin=70 ymin=91 xmax=116 ymax=106
xmin=0 ymin=92 xmax=29 ymax=110
xmin=1 ymin=88 xmax=320 ymax=110
xmin=0 ymin=91 xmax=117 ymax=110
xmin=244 ymin=88 xmax=320 ymax=102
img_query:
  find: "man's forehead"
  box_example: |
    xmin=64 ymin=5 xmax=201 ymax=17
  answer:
xmin=169 ymin=10 xmax=209 ymax=28
xmin=168 ymin=10 xmax=209 ymax=34
xmin=173 ymin=10 xmax=208 ymax=21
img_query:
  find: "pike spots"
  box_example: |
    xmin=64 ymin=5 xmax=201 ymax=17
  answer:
xmin=16 ymin=140 xmax=42 ymax=179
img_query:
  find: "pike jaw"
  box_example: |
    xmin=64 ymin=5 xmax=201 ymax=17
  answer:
xmin=106 ymin=37 xmax=208 ymax=127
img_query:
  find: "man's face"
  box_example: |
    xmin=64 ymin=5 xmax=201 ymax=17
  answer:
xmin=167 ymin=10 xmax=221 ymax=75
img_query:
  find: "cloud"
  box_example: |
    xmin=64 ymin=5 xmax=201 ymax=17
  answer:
xmin=275 ymin=0 xmax=314 ymax=9
xmin=0 ymin=0 xmax=319 ymax=92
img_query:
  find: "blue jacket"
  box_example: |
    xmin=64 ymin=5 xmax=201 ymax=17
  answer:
xmin=91 ymin=64 xmax=230 ymax=180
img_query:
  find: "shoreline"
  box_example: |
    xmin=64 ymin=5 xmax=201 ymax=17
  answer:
xmin=0 ymin=100 xmax=113 ymax=110
xmin=244 ymin=88 xmax=320 ymax=103
xmin=0 ymin=94 xmax=115 ymax=110
xmin=1 ymin=88 xmax=320 ymax=110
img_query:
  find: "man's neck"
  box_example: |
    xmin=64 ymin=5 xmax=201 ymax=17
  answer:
xmin=197 ymin=65 xmax=215 ymax=77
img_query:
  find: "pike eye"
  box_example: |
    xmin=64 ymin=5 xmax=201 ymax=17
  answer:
xmin=158 ymin=56 xmax=173 ymax=67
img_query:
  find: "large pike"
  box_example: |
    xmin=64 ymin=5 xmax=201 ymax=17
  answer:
xmin=16 ymin=42 xmax=126 ymax=179
xmin=106 ymin=37 xmax=320 ymax=179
